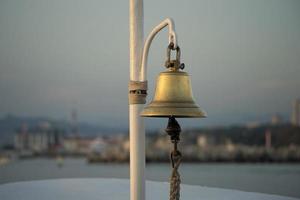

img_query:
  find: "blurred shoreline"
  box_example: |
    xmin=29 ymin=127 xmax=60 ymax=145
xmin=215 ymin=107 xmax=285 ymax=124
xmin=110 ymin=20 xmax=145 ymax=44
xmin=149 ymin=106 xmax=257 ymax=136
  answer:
xmin=1 ymin=117 xmax=299 ymax=164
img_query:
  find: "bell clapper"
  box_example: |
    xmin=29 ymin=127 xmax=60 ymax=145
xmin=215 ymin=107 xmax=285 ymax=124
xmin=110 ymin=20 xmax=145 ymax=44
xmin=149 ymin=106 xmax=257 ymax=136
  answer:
xmin=165 ymin=116 xmax=182 ymax=200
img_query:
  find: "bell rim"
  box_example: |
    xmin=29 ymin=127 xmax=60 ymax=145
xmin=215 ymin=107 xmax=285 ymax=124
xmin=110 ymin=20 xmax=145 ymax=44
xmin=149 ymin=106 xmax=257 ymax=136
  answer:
xmin=141 ymin=115 xmax=207 ymax=118
xmin=140 ymin=106 xmax=207 ymax=118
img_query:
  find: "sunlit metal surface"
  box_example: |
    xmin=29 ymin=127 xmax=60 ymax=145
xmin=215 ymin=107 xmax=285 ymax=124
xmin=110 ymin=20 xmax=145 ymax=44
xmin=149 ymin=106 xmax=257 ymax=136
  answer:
xmin=141 ymin=70 xmax=206 ymax=118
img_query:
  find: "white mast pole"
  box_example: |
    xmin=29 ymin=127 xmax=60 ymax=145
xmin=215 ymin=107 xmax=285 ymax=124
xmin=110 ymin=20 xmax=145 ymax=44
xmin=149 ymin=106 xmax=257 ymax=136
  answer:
xmin=129 ymin=1 xmax=145 ymax=200
xmin=129 ymin=0 xmax=178 ymax=199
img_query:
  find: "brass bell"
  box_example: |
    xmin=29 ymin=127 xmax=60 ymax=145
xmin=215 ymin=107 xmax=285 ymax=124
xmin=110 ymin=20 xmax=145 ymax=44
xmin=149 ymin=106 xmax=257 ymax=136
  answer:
xmin=141 ymin=44 xmax=206 ymax=118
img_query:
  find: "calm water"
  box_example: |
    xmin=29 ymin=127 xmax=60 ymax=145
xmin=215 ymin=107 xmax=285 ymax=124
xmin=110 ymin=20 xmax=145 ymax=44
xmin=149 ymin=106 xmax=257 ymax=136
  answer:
xmin=0 ymin=158 xmax=300 ymax=198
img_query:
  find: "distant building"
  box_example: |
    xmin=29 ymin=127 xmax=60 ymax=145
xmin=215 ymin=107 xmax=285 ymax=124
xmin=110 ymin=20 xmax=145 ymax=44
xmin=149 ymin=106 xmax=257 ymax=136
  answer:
xmin=196 ymin=134 xmax=216 ymax=148
xmin=89 ymin=137 xmax=107 ymax=153
xmin=14 ymin=122 xmax=63 ymax=153
xmin=225 ymin=139 xmax=235 ymax=152
xmin=265 ymin=130 xmax=272 ymax=149
xmin=63 ymin=136 xmax=95 ymax=154
xmin=246 ymin=121 xmax=261 ymax=129
xmin=291 ymin=99 xmax=300 ymax=126
xmin=153 ymin=136 xmax=170 ymax=151
xmin=71 ymin=109 xmax=79 ymax=136
xmin=271 ymin=114 xmax=282 ymax=125
xmin=197 ymin=135 xmax=207 ymax=148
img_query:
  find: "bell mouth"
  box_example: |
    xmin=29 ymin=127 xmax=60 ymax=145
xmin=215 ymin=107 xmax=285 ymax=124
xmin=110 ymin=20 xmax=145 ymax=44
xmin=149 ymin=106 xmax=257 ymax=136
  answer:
xmin=140 ymin=103 xmax=207 ymax=118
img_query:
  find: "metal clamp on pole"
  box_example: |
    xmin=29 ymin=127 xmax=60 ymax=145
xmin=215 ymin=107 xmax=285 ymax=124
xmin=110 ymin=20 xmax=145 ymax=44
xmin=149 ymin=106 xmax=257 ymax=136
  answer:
xmin=128 ymin=81 xmax=148 ymax=104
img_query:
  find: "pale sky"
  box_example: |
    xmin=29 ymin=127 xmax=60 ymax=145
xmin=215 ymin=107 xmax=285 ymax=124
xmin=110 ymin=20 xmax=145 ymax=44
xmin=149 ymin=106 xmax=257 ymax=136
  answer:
xmin=0 ymin=0 xmax=299 ymax=129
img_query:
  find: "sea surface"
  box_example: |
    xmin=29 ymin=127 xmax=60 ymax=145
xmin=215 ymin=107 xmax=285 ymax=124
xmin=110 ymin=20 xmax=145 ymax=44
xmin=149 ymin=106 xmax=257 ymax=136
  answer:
xmin=0 ymin=158 xmax=300 ymax=198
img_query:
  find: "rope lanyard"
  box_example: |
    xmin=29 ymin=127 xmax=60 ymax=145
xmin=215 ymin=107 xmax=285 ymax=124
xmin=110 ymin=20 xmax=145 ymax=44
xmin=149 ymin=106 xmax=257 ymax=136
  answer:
xmin=165 ymin=117 xmax=182 ymax=200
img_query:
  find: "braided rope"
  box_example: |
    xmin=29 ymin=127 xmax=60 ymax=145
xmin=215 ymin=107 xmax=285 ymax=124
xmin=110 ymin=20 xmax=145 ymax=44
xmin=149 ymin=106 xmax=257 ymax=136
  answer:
xmin=169 ymin=150 xmax=182 ymax=200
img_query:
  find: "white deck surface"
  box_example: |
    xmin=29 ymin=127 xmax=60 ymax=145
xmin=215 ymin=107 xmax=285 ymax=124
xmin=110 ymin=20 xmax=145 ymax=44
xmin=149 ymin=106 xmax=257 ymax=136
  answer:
xmin=0 ymin=178 xmax=299 ymax=200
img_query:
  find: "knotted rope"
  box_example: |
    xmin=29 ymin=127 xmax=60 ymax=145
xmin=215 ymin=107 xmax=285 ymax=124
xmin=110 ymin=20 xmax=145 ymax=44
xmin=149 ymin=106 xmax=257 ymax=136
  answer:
xmin=165 ymin=116 xmax=182 ymax=200
xmin=169 ymin=149 xmax=182 ymax=200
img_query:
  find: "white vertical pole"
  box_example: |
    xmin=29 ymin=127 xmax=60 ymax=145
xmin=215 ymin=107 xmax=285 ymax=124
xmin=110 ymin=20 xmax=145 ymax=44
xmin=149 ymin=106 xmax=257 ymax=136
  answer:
xmin=129 ymin=1 xmax=145 ymax=200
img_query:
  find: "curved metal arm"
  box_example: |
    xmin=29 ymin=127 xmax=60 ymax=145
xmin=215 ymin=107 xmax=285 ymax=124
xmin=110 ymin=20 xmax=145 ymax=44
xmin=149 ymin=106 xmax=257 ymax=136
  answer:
xmin=140 ymin=18 xmax=178 ymax=81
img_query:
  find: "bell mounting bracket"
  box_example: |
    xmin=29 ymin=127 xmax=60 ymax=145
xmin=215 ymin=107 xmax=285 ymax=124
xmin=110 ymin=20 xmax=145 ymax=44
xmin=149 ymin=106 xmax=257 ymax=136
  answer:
xmin=165 ymin=42 xmax=185 ymax=70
